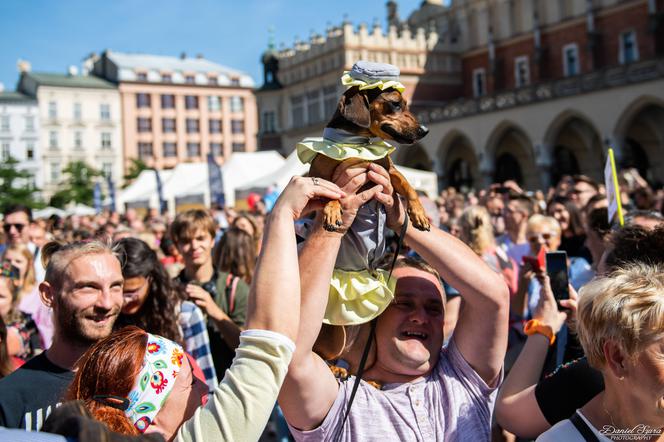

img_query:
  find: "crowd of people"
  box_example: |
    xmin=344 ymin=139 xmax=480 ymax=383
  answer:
xmin=0 ymin=163 xmax=662 ymax=441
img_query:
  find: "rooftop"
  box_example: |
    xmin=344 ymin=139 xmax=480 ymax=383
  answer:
xmin=103 ymin=50 xmax=255 ymax=87
xmin=24 ymin=72 xmax=117 ymax=89
xmin=0 ymin=91 xmax=36 ymax=103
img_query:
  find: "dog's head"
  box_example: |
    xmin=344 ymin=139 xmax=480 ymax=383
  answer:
xmin=328 ymin=86 xmax=429 ymax=144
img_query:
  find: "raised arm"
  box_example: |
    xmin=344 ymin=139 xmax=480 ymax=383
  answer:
xmin=370 ymin=163 xmax=509 ymax=384
xmin=279 ymin=164 xmax=383 ymax=431
xmin=177 ymin=176 xmax=345 ymax=442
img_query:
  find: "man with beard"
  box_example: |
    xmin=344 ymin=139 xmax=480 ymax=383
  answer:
xmin=0 ymin=240 xmax=123 ymax=430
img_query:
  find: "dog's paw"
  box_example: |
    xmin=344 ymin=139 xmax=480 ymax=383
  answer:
xmin=408 ymin=206 xmax=431 ymax=231
xmin=323 ymin=200 xmax=343 ymax=231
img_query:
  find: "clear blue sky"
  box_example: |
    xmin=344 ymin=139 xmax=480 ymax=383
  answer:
xmin=0 ymin=0 xmax=432 ymax=90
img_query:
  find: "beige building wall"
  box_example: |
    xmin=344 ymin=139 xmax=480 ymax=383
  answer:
xmin=119 ymin=83 xmax=256 ymax=171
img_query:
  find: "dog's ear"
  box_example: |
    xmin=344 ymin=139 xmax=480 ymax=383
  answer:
xmin=338 ymin=88 xmax=371 ymax=129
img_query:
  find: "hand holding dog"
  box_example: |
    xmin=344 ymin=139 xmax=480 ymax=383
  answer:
xmin=367 ymin=162 xmax=407 ymax=231
xmin=272 ymin=175 xmax=346 ymax=221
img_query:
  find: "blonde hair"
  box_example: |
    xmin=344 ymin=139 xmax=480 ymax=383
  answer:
xmin=2 ymin=243 xmax=36 ymax=294
xmin=458 ymin=206 xmax=495 ymax=255
xmin=526 ymin=214 xmax=561 ymax=236
xmin=42 ymin=239 xmax=119 ymax=292
xmin=577 ymin=263 xmax=664 ymax=369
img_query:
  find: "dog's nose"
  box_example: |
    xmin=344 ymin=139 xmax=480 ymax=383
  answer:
xmin=417 ymin=125 xmax=429 ymax=137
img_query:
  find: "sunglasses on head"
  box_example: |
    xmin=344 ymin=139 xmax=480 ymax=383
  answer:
xmin=528 ymin=232 xmax=554 ymax=242
xmin=3 ymin=223 xmax=26 ymax=233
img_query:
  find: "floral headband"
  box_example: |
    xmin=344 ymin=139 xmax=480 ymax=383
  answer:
xmin=0 ymin=261 xmax=19 ymax=280
xmin=125 ymin=333 xmax=185 ymax=432
xmin=341 ymin=71 xmax=405 ymax=93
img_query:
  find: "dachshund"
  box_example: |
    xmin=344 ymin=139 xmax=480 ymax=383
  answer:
xmin=309 ymin=85 xmax=431 ymax=232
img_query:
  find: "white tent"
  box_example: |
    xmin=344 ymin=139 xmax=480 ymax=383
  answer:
xmin=118 ymin=152 xmax=286 ymax=212
xmin=237 ymin=150 xmax=439 ymax=198
xmin=65 ymin=204 xmax=97 ymax=216
xmin=33 ymin=207 xmax=66 ymax=219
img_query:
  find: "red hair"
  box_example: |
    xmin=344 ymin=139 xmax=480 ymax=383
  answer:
xmin=66 ymin=326 xmax=147 ymax=435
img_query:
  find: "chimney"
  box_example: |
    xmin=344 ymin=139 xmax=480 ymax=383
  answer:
xmin=180 ymin=52 xmax=187 ymax=60
xmin=68 ymin=65 xmax=79 ymax=76
xmin=196 ymin=53 xmax=204 ymax=59
xmin=17 ymin=59 xmax=32 ymax=73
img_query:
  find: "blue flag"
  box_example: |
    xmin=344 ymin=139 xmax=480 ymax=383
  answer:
xmin=154 ymin=169 xmax=167 ymax=214
xmin=207 ymin=153 xmax=225 ymax=208
xmin=106 ymin=173 xmax=116 ymax=213
xmin=93 ymin=182 xmax=102 ymax=214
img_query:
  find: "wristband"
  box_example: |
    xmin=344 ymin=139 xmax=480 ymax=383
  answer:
xmin=524 ymin=319 xmax=556 ymax=345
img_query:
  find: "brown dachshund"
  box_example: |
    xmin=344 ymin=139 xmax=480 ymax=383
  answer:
xmin=309 ymin=85 xmax=431 ymax=231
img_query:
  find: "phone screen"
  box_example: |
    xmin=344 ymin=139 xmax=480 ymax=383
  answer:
xmin=546 ymin=251 xmax=569 ymax=309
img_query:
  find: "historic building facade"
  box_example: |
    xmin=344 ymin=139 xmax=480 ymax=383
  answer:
xmin=258 ymin=0 xmax=664 ymax=190
xmin=90 ymin=50 xmax=257 ymax=172
xmin=0 ymin=89 xmax=41 ymax=190
xmin=17 ymin=66 xmax=123 ymax=198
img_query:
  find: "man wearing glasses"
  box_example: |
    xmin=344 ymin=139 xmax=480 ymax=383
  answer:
xmin=2 ymin=205 xmax=32 ymax=248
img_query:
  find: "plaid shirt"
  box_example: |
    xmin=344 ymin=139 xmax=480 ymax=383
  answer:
xmin=179 ymin=300 xmax=217 ymax=392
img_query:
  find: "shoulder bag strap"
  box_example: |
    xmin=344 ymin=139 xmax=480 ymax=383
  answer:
xmin=570 ymin=412 xmax=601 ymax=442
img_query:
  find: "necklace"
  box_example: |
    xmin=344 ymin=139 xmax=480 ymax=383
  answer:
xmin=602 ymin=398 xmax=617 ymax=428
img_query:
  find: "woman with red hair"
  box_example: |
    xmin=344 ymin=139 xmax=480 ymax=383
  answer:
xmin=66 ymin=326 xmax=208 ymax=439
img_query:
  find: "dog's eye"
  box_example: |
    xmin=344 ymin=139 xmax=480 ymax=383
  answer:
xmin=389 ymin=102 xmax=402 ymax=112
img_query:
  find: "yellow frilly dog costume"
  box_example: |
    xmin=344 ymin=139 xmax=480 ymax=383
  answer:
xmin=296 ymin=62 xmax=407 ymax=326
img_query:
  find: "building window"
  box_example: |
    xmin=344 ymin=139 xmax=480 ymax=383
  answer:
xmin=323 ymin=85 xmax=338 ymax=119
xmin=619 ymin=30 xmax=639 ymax=64
xmin=161 ymin=73 xmax=172 ymax=83
xmin=186 ymin=142 xmax=201 ymax=157
xmin=50 ymin=162 xmax=60 ymax=182
xmin=136 ymin=72 xmax=148 ymax=81
xmin=230 ymin=77 xmax=240 ymax=86
xmin=306 ymin=90 xmax=321 ymax=123
xmin=101 ymin=132 xmax=112 ymax=149
xmin=26 ymin=142 xmax=34 ymax=160
xmin=563 ymin=44 xmax=580 ymax=77
xmin=186 ymin=118 xmax=200 ymax=133
xmin=210 ymin=142 xmax=223 ymax=157
xmin=229 ymin=96 xmax=244 ymax=113
xmin=291 ymin=94 xmax=304 ymax=128
xmin=514 ymin=56 xmax=530 ymax=87
xmin=138 ymin=142 xmax=153 ymax=159
xmin=1 ymin=142 xmax=9 ymax=160
xmin=137 ymin=117 xmax=152 ymax=132
xmin=49 ymin=130 xmax=58 ymax=149
xmin=102 ymin=162 xmax=113 ymax=177
xmin=74 ymin=131 xmax=83 ymax=150
xmin=262 ymin=111 xmax=276 ymax=133
xmin=209 ymin=119 xmax=222 ymax=134
xmin=185 ymin=75 xmax=195 ymax=84
xmin=207 ymin=96 xmax=221 ymax=111
xmin=231 ymin=120 xmax=244 ymax=134
xmin=162 ymin=118 xmax=176 ymax=133
xmin=185 ymin=95 xmax=199 ymax=110
xmin=473 ymin=68 xmax=487 ymax=97
xmin=100 ymin=104 xmax=111 ymax=121
xmin=208 ymin=76 xmax=218 ymax=86
xmin=48 ymin=101 xmax=57 ymax=119
xmin=232 ymin=142 xmax=245 ymax=152
xmin=161 ymin=94 xmax=175 ymax=109
xmin=163 ymin=142 xmax=177 ymax=157
xmin=136 ymin=93 xmax=151 ymax=108
xmin=0 ymin=116 xmax=9 ymax=131
xmin=73 ymin=102 xmax=82 ymax=120
xmin=25 ymin=116 xmax=34 ymax=131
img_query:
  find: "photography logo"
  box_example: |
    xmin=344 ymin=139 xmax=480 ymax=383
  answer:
xmin=600 ymin=425 xmax=663 ymax=441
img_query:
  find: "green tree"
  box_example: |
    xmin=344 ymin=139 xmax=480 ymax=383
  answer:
xmin=123 ymin=158 xmax=149 ymax=188
xmin=0 ymin=156 xmax=43 ymax=213
xmin=49 ymin=161 xmax=101 ymax=208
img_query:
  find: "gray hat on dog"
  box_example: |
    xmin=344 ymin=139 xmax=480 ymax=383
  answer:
xmin=342 ymin=60 xmax=405 ymax=92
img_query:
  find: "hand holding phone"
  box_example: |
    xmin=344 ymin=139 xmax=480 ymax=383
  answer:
xmin=546 ymin=251 xmax=570 ymax=311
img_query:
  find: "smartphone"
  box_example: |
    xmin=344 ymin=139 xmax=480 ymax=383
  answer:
xmin=546 ymin=251 xmax=570 ymax=310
